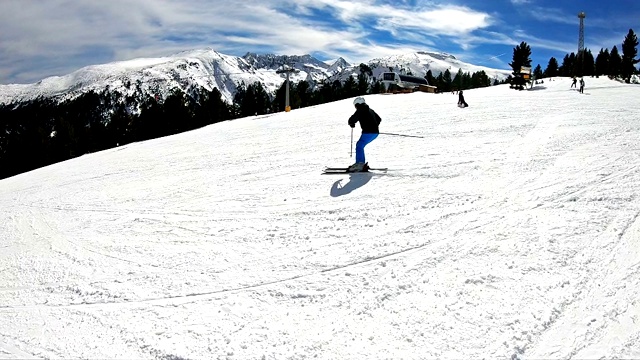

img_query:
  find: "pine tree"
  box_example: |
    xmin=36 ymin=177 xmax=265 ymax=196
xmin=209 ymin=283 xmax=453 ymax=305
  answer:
xmin=582 ymin=49 xmax=595 ymax=77
xmin=425 ymin=70 xmax=437 ymax=87
xmin=533 ymin=64 xmax=543 ymax=79
xmin=164 ymin=89 xmax=193 ymax=133
xmin=440 ymin=69 xmax=453 ymax=92
xmin=508 ymin=41 xmax=532 ymax=90
xmin=191 ymin=87 xmax=227 ymax=128
xmin=233 ymin=83 xmax=247 ymax=117
xmin=544 ymin=57 xmax=559 ymax=77
xmin=559 ymin=53 xmax=577 ymax=77
xmin=206 ymin=87 xmax=231 ymax=123
xmin=621 ymin=29 xmax=639 ymax=82
xmin=608 ymin=46 xmax=622 ymax=78
xmin=595 ymin=48 xmax=610 ymax=76
xmin=342 ymin=75 xmax=359 ymax=98
xmin=462 ymin=71 xmax=473 ymax=89
xmin=470 ymin=71 xmax=491 ymax=88
xmin=295 ymin=80 xmax=312 ymax=108
xmin=357 ymin=63 xmax=373 ymax=95
xmin=453 ymin=69 xmax=465 ymax=91
xmin=330 ymin=80 xmax=344 ymax=101
xmin=369 ymin=79 xmax=386 ymax=94
xmin=137 ymin=95 xmax=165 ymax=140
xmin=239 ymin=82 xmax=271 ymax=116
xmin=108 ymin=101 xmax=131 ymax=146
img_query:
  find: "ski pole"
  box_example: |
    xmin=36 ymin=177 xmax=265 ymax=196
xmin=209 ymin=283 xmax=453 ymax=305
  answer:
xmin=379 ymin=132 xmax=424 ymax=139
xmin=350 ymin=128 xmax=354 ymax=157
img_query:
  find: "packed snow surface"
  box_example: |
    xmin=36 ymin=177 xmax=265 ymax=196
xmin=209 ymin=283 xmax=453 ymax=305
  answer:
xmin=1 ymin=77 xmax=640 ymax=359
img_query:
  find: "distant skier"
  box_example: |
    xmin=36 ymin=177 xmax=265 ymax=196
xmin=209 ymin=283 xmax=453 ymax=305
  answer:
xmin=347 ymin=97 xmax=381 ymax=172
xmin=458 ymin=90 xmax=469 ymax=108
xmin=579 ymin=78 xmax=585 ymax=93
xmin=571 ymin=77 xmax=577 ymax=89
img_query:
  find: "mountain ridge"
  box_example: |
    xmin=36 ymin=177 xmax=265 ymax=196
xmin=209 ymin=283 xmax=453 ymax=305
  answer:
xmin=0 ymin=48 xmax=512 ymax=105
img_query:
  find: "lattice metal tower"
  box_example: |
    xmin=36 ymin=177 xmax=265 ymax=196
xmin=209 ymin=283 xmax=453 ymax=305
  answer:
xmin=578 ymin=12 xmax=586 ymax=53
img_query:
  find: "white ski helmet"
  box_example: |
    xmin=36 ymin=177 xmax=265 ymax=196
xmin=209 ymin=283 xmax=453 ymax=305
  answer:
xmin=353 ymin=97 xmax=366 ymax=106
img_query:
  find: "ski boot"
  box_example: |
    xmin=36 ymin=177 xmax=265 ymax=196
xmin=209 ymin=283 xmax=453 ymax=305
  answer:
xmin=347 ymin=162 xmax=369 ymax=172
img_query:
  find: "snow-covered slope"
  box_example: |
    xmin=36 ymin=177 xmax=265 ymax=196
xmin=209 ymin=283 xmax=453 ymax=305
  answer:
xmin=2 ymin=77 xmax=639 ymax=359
xmin=0 ymin=49 xmax=511 ymax=105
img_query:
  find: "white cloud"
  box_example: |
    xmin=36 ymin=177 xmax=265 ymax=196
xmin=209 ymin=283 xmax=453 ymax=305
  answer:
xmin=2 ymin=0 xmax=623 ymax=84
xmin=0 ymin=0 xmax=500 ymax=83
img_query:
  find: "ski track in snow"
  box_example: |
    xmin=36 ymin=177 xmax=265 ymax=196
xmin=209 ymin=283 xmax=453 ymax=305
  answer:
xmin=1 ymin=78 xmax=640 ymax=359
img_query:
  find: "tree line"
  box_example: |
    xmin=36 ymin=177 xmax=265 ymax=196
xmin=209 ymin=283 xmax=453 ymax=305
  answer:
xmin=0 ymin=86 xmax=231 ymax=179
xmin=426 ymin=68 xmax=498 ymax=92
xmin=235 ymin=64 xmax=386 ymax=115
xmin=509 ymin=28 xmax=639 ymax=89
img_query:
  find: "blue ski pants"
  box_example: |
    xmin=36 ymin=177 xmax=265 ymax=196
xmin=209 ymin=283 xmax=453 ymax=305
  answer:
xmin=355 ymin=133 xmax=378 ymax=163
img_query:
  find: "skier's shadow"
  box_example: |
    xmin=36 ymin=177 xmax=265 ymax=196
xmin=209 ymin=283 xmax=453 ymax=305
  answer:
xmin=330 ymin=174 xmax=372 ymax=197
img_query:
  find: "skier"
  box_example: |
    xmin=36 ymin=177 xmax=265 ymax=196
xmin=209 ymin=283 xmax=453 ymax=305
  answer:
xmin=347 ymin=97 xmax=381 ymax=172
xmin=579 ymin=78 xmax=585 ymax=93
xmin=571 ymin=77 xmax=577 ymax=89
xmin=458 ymin=90 xmax=469 ymax=108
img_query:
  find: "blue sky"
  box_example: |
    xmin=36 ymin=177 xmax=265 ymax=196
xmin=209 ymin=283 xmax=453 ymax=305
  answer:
xmin=0 ymin=0 xmax=638 ymax=84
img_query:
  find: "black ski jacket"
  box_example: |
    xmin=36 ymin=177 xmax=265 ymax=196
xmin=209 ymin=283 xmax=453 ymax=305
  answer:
xmin=348 ymin=104 xmax=381 ymax=134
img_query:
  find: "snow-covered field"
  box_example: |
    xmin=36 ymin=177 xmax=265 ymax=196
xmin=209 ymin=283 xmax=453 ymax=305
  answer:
xmin=1 ymin=77 xmax=639 ymax=359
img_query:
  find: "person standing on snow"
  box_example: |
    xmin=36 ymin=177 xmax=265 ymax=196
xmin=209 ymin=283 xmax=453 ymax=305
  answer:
xmin=571 ymin=77 xmax=577 ymax=89
xmin=347 ymin=97 xmax=381 ymax=172
xmin=458 ymin=90 xmax=469 ymax=108
xmin=579 ymin=78 xmax=585 ymax=93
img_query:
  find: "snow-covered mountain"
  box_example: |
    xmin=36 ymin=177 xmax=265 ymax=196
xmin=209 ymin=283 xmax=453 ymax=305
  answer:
xmin=0 ymin=49 xmax=511 ymax=105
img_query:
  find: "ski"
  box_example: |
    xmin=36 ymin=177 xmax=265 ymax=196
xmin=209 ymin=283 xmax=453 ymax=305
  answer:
xmin=322 ymin=168 xmax=388 ymax=175
xmin=323 ymin=171 xmax=373 ymax=175
xmin=325 ymin=167 xmax=388 ymax=171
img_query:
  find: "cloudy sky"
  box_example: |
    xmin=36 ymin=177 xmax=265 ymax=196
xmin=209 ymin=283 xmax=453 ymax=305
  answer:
xmin=1 ymin=0 xmax=638 ymax=84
